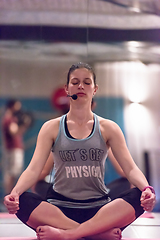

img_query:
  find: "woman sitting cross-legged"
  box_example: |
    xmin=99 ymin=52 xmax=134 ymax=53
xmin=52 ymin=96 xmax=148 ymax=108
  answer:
xmin=4 ymin=62 xmax=156 ymax=240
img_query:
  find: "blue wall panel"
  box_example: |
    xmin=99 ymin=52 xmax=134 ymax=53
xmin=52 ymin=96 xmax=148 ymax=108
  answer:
xmin=94 ymin=97 xmax=125 ymax=184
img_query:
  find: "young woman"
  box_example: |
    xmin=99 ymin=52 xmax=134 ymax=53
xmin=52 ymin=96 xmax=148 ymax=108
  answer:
xmin=4 ymin=62 xmax=156 ymax=240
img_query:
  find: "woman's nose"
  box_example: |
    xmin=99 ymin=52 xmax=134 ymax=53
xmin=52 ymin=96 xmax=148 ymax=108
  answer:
xmin=78 ymin=82 xmax=84 ymax=88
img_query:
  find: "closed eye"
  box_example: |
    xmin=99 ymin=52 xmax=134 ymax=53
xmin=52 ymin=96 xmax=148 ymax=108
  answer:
xmin=71 ymin=78 xmax=92 ymax=85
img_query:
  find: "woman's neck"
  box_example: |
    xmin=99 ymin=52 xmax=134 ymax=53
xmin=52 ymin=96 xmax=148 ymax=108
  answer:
xmin=67 ymin=106 xmax=93 ymax=124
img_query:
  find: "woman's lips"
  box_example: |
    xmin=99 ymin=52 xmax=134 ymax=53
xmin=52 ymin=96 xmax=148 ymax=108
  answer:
xmin=77 ymin=92 xmax=85 ymax=96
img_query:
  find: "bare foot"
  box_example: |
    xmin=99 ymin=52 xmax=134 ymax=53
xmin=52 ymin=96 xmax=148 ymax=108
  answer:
xmin=36 ymin=226 xmax=65 ymax=240
xmin=86 ymin=228 xmax=122 ymax=240
xmin=36 ymin=226 xmax=85 ymax=240
xmin=36 ymin=226 xmax=121 ymax=240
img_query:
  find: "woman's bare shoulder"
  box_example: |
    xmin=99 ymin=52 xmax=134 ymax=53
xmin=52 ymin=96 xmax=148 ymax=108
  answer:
xmin=43 ymin=116 xmax=62 ymax=128
xmin=96 ymin=115 xmax=122 ymax=139
xmin=38 ymin=116 xmax=62 ymax=140
xmin=97 ymin=115 xmax=117 ymax=127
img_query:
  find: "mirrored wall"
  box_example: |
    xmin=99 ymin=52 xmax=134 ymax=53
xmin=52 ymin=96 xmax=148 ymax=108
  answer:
xmin=0 ymin=0 xmax=160 ymax=205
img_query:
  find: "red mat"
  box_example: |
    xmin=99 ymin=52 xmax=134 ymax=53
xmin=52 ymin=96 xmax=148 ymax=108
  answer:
xmin=1 ymin=238 xmax=159 ymax=240
xmin=0 ymin=238 xmax=36 ymax=240
xmin=0 ymin=212 xmax=16 ymax=218
xmin=139 ymin=212 xmax=154 ymax=218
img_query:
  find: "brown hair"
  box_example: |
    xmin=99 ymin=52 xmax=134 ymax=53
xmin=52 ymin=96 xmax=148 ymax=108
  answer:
xmin=67 ymin=62 xmax=96 ymax=86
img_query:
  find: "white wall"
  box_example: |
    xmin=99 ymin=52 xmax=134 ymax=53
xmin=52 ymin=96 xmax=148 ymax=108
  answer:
xmin=0 ymin=58 xmax=72 ymax=98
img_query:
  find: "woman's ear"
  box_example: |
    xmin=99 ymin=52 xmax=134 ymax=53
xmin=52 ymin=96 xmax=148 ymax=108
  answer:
xmin=93 ymin=84 xmax=98 ymax=96
xmin=64 ymin=85 xmax=69 ymax=95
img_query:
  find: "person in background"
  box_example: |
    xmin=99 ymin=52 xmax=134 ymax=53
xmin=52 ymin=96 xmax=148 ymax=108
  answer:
xmin=1 ymin=99 xmax=31 ymax=195
xmin=4 ymin=63 xmax=156 ymax=240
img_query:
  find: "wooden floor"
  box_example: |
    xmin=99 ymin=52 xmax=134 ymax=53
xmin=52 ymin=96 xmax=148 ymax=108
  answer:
xmin=0 ymin=211 xmax=160 ymax=239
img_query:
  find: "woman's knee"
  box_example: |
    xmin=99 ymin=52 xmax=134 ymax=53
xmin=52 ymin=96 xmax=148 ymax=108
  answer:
xmin=16 ymin=191 xmax=43 ymax=224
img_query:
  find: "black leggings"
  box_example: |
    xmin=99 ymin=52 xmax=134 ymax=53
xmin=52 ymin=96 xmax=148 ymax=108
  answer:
xmin=16 ymin=187 xmax=144 ymax=231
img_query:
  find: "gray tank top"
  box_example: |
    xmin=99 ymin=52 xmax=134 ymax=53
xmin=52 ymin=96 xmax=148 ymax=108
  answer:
xmin=52 ymin=113 xmax=109 ymax=200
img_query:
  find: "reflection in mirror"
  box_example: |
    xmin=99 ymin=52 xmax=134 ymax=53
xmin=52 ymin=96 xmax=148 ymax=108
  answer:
xmin=0 ymin=0 xmax=91 ymax=206
xmin=0 ymin=0 xmax=160 ymax=207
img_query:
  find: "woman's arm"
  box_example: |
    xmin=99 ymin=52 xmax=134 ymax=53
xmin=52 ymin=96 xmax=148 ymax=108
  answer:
xmin=38 ymin=152 xmax=54 ymax=181
xmin=11 ymin=121 xmax=54 ymax=195
xmin=104 ymin=120 xmax=147 ymax=189
xmin=108 ymin=149 xmax=126 ymax=178
xmin=31 ymin=152 xmax=54 ymax=192
xmin=101 ymin=118 xmax=156 ymax=211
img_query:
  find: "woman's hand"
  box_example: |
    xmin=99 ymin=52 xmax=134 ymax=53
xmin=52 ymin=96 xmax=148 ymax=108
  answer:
xmin=4 ymin=194 xmax=19 ymax=214
xmin=140 ymin=188 xmax=156 ymax=212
